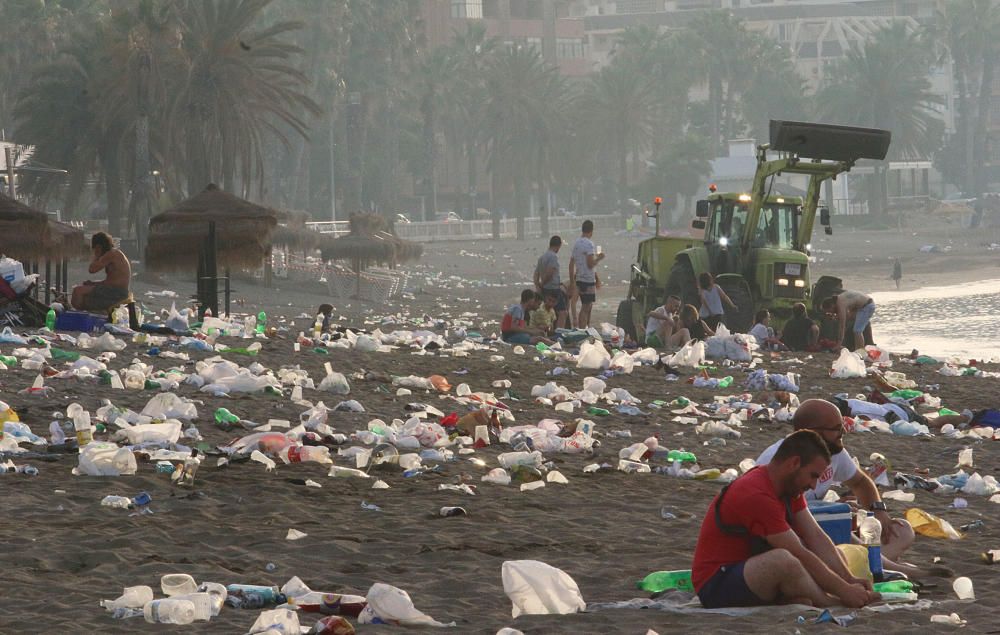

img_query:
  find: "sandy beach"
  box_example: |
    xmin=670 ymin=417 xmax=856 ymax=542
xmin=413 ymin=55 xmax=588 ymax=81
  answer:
xmin=2 ymin=214 xmax=999 ymax=634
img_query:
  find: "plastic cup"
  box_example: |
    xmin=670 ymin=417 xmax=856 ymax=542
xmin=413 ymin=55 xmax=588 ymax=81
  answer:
xmin=596 ymin=245 xmax=602 ymax=255
xmin=953 ymin=576 xmax=975 ymax=600
xmin=161 ymin=573 xmax=198 ymax=597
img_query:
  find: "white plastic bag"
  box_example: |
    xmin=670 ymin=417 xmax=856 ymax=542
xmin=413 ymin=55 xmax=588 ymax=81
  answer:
xmin=74 ymin=442 xmax=137 ymax=476
xmin=319 ymin=371 xmax=351 ymax=395
xmin=502 ymin=560 xmax=586 ymax=618
xmin=609 ymin=351 xmax=635 ymax=374
xmin=245 ymin=608 xmax=299 ymax=634
xmin=666 ymin=340 xmax=705 ymax=368
xmin=576 ymin=340 xmax=610 ymax=370
xmin=831 ymin=348 xmax=867 ymax=378
xmin=165 ymin=302 xmax=189 ymax=332
xmin=357 ymin=583 xmax=453 ymax=627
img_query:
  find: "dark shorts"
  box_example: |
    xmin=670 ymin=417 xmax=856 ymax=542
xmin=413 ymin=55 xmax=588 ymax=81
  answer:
xmin=697 ymin=562 xmax=765 ymax=609
xmin=703 ymin=314 xmax=724 ymax=331
xmin=502 ymin=332 xmax=532 ymax=345
xmin=575 ymin=280 xmax=596 ymax=305
xmin=83 ymin=284 xmax=129 ymax=311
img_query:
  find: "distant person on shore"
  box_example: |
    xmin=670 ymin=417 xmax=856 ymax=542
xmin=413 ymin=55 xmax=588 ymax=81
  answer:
xmin=781 ymin=303 xmax=820 ymax=351
xmin=570 ymin=219 xmax=605 ymax=329
xmin=680 ymin=303 xmax=714 ymax=341
xmin=501 ymin=288 xmax=553 ymax=346
xmin=698 ymin=272 xmax=737 ymax=331
xmin=692 ymin=429 xmax=879 ymax=609
xmin=821 ymin=290 xmax=874 ymax=351
xmin=71 ymin=232 xmax=131 ymax=311
xmin=748 ymin=309 xmax=786 ymax=351
xmin=891 ymin=259 xmax=902 ymax=290
xmin=318 ymin=303 xmax=334 ymax=333
xmin=755 ymin=399 xmax=933 ymax=580
xmin=644 ymin=294 xmax=681 ymax=348
xmin=533 ymin=235 xmax=568 ymax=329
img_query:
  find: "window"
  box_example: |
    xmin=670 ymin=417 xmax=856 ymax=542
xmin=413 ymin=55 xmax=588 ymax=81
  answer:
xmin=451 ymin=0 xmax=483 ymax=19
xmin=557 ymin=37 xmax=585 ymax=59
xmin=617 ymin=0 xmax=661 ymax=13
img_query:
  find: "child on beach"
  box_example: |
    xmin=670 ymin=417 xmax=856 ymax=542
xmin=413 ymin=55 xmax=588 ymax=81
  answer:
xmin=530 ymin=290 xmax=559 ymax=338
xmin=644 ymin=294 xmax=681 ymax=348
xmin=748 ymin=309 xmax=786 ymax=351
xmin=698 ymin=272 xmax=737 ymax=331
xmin=501 ymin=289 xmax=554 ymax=346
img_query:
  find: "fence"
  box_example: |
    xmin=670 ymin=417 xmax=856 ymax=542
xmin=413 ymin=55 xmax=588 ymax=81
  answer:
xmin=304 ymin=214 xmax=621 ymax=243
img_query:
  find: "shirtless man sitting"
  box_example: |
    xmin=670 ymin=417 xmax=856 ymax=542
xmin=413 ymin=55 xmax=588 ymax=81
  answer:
xmin=72 ymin=232 xmax=131 ymax=312
xmin=821 ymin=290 xmax=874 ymax=352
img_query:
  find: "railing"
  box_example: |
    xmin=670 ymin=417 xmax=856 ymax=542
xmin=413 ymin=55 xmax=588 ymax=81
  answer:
xmin=392 ymin=214 xmax=622 ymax=242
xmin=304 ymin=220 xmax=350 ymax=236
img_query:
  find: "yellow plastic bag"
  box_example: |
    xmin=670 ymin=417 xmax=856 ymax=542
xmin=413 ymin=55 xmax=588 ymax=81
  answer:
xmin=906 ymin=508 xmax=963 ymax=540
xmin=836 ymin=544 xmax=873 ymax=583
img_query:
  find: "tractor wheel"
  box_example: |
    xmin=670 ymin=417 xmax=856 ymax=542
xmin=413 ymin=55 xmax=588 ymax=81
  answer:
xmin=717 ymin=278 xmax=754 ymax=333
xmin=616 ymin=300 xmax=637 ymax=342
xmin=665 ymin=260 xmax=698 ymax=308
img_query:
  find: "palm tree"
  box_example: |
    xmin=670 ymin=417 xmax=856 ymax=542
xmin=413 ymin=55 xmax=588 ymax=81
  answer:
xmin=932 ymin=1 xmax=1000 ymax=200
xmin=738 ymin=35 xmax=810 ymax=143
xmin=447 ymin=22 xmax=498 ymax=224
xmin=641 ymin=133 xmax=713 ymax=224
xmin=579 ymin=63 xmax=658 ymax=209
xmin=483 ymin=46 xmax=566 ymax=239
xmin=412 ymin=46 xmax=457 ymax=221
xmin=818 ymin=23 xmax=944 ymax=214
xmin=167 ymin=0 xmax=320 ymax=197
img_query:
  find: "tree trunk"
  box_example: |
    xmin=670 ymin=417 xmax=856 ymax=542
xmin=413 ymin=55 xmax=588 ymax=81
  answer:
xmin=974 ymin=52 xmax=995 ymax=198
xmin=955 ymin=69 xmax=974 ymax=194
xmin=708 ymin=72 xmax=722 ymax=157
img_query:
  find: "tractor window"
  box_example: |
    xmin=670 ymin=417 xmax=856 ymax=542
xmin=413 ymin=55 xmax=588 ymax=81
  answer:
xmin=752 ymin=204 xmax=798 ymax=249
xmin=706 ymin=202 xmax=749 ymax=243
xmin=706 ymin=201 xmax=726 ymax=240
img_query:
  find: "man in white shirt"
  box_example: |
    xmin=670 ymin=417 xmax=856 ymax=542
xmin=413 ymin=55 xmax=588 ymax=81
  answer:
xmin=755 ymin=399 xmax=934 ymax=579
xmin=569 ymin=219 xmax=605 ymax=329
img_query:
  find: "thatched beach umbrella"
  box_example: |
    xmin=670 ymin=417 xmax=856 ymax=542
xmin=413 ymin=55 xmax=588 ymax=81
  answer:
xmin=319 ymin=212 xmax=423 ymax=296
xmin=0 ymin=191 xmax=53 ymax=261
xmin=145 ymin=183 xmax=278 ymax=272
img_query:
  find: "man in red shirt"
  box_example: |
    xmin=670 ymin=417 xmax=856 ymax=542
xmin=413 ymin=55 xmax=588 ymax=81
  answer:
xmin=691 ymin=430 xmax=879 ymax=609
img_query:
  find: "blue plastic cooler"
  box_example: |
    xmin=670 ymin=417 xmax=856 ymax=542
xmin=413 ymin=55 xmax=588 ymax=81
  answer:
xmin=808 ymin=501 xmax=853 ymax=544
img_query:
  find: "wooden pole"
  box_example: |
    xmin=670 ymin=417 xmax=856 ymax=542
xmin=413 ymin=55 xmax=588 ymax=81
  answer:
xmin=44 ymin=260 xmax=51 ymax=305
xmin=4 ymin=147 xmax=15 ymax=197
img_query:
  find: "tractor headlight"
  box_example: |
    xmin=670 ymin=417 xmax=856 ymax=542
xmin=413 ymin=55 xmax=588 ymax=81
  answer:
xmin=776 ymin=277 xmax=790 ymax=286
xmin=719 ymin=237 xmax=729 ymax=247
xmin=793 ymin=279 xmax=805 ymax=288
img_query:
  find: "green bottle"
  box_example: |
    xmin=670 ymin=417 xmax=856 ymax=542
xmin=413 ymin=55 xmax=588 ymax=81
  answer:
xmin=587 ymin=406 xmax=610 ymax=416
xmin=98 ymin=370 xmax=113 ymax=384
xmin=256 ymin=311 xmax=266 ymax=334
xmin=636 ymin=570 xmax=694 ymax=593
xmin=670 ymin=397 xmax=689 ymax=407
xmin=0 ymin=355 xmax=16 ymax=368
xmin=50 ymin=347 xmax=80 ymax=362
xmin=938 ymin=407 xmax=959 ymax=416
xmin=214 ymin=408 xmax=240 ymax=425
xmin=511 ymin=464 xmax=543 ymax=482
xmin=717 ymin=376 xmax=733 ymax=388
xmin=46 ymin=308 xmax=57 ymax=331
xmin=535 ymin=342 xmax=550 ymax=352
xmin=667 ymin=450 xmax=697 ymax=463
xmin=873 ymin=580 xmax=913 ymax=594
xmin=889 ymin=389 xmax=922 ymax=400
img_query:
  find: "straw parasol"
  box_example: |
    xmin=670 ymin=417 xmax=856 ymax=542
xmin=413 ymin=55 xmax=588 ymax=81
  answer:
xmin=0 ymin=191 xmax=90 ymax=261
xmin=145 ymin=184 xmax=279 ymax=272
xmin=320 ymin=212 xmax=423 ymax=270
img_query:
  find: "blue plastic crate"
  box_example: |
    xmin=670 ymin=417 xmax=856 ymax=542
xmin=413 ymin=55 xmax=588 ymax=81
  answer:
xmin=808 ymin=501 xmax=853 ymax=545
xmin=55 ymin=310 xmax=107 ymax=333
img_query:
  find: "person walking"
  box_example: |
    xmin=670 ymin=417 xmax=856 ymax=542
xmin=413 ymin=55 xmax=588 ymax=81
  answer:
xmin=891 ymin=259 xmax=902 ymax=290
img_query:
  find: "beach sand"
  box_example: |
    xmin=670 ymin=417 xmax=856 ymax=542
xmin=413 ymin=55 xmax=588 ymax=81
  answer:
xmin=1 ymin=215 xmax=998 ymax=634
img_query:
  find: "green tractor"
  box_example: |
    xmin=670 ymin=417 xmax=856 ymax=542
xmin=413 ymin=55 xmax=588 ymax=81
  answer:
xmin=617 ymin=120 xmax=891 ymax=341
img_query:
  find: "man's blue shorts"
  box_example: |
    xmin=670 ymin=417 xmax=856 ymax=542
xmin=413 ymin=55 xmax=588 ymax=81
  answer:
xmin=697 ymin=562 xmax=766 ymax=609
xmin=853 ymin=300 xmax=876 ymax=333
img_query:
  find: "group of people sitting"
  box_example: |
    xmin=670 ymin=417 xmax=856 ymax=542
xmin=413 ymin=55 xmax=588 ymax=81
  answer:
xmin=500 ymin=288 xmax=560 ymax=346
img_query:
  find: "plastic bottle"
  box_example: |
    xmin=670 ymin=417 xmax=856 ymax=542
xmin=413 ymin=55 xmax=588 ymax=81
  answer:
xmin=858 ymin=511 xmax=884 ymax=580
xmin=636 ymin=570 xmax=694 ymax=593
xmin=497 ymin=450 xmax=543 ymax=469
xmin=73 ymin=410 xmax=93 ymax=447
xmin=225 ymin=584 xmax=285 ymax=609
xmin=0 ymin=354 xmax=16 ymax=368
xmin=256 ymin=311 xmax=266 ymax=334
xmin=101 ymin=585 xmax=154 ymax=610
xmin=243 ymin=315 xmax=256 ymax=338
xmin=667 ymin=450 xmax=697 ymax=463
xmin=717 ymin=376 xmax=733 ymax=388
xmin=173 ymin=450 xmax=200 ymax=487
xmin=143 ymin=599 xmax=196 ymax=624
xmin=169 ymin=592 xmax=214 ymax=621
xmin=510 ymin=464 xmax=543 ymax=482
xmin=587 ymin=406 xmax=610 ymax=416
xmin=279 ymin=445 xmax=333 ymax=465
xmin=313 ymin=315 xmax=323 ymax=340
xmin=45 ymin=308 xmax=57 ymax=331
xmin=873 ymin=580 xmax=913 ymax=594
xmin=214 ymin=408 xmax=240 ymax=426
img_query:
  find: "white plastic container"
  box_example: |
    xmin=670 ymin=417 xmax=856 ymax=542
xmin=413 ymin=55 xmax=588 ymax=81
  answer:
xmin=171 ymin=592 xmax=214 ymax=621
xmin=161 ymin=573 xmax=198 ymax=597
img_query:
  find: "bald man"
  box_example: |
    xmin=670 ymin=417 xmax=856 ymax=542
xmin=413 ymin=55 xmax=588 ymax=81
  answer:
xmin=755 ymin=399 xmax=929 ymax=578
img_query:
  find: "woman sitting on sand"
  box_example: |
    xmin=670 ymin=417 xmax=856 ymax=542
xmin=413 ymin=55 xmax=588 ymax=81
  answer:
xmin=679 ymin=304 xmax=714 ymax=341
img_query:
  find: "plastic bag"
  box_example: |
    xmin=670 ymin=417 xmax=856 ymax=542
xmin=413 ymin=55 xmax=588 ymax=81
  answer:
xmin=319 ymin=372 xmax=351 ymax=395
xmin=0 ymin=327 xmax=27 ymax=345
xmin=831 ymin=349 xmax=866 ymax=379
xmin=905 ymin=508 xmax=963 ymax=540
xmin=609 ymin=351 xmax=635 ymax=374
xmin=74 ymin=442 xmax=137 ymax=476
xmin=666 ymin=340 xmax=705 ymax=368
xmin=353 ymin=334 xmax=379 ymax=352
xmin=576 ymin=340 xmax=610 ymax=370
xmin=357 ymin=583 xmax=453 ymax=627
xmin=501 ymin=560 xmax=586 ymax=618
xmin=141 ymin=393 xmax=198 ymax=421
xmin=163 ymin=302 xmax=189 ymax=332
xmin=246 ymin=608 xmax=300 ymax=635
xmin=118 ymin=421 xmax=182 ymax=445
